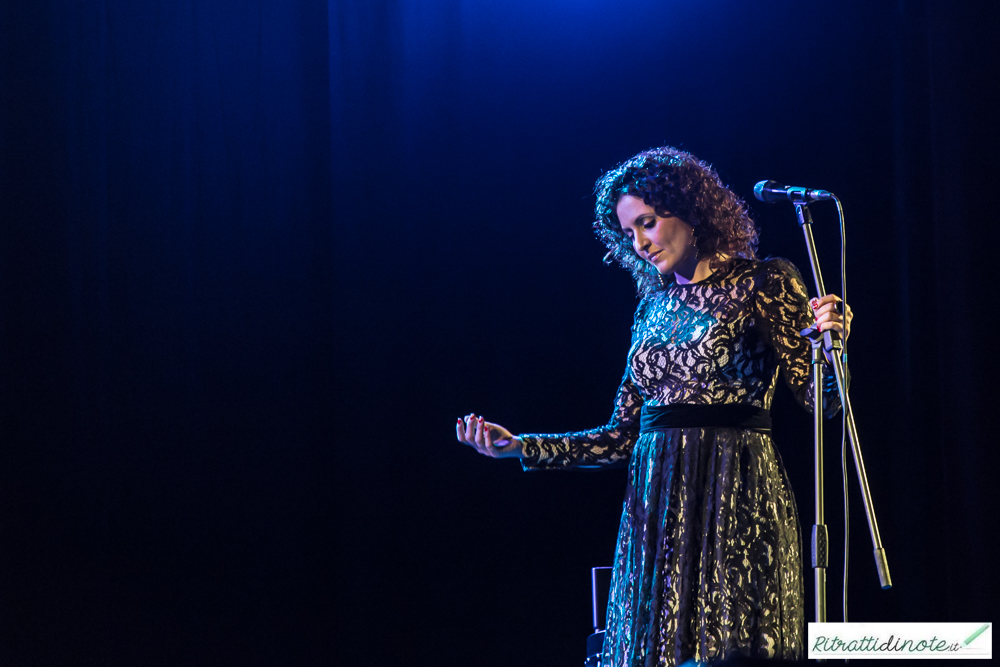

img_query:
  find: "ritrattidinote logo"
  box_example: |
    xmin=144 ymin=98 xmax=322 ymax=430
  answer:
xmin=808 ymin=622 xmax=992 ymax=659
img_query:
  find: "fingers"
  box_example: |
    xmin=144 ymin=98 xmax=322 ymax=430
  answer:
xmin=476 ymin=416 xmax=486 ymax=451
xmin=457 ymin=413 xmax=478 ymax=447
xmin=456 ymin=415 xmax=472 ymax=445
xmin=810 ymin=294 xmax=841 ymax=314
xmin=456 ymin=415 xmax=478 ymax=449
xmin=464 ymin=413 xmax=477 ymax=442
xmin=456 ymin=413 xmax=499 ymax=457
xmin=810 ymin=295 xmax=853 ymax=340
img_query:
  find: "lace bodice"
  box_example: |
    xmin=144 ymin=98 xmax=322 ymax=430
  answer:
xmin=520 ymin=257 xmax=843 ymax=468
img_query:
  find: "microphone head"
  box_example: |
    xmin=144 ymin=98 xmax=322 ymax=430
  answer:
xmin=753 ymin=180 xmax=783 ymax=203
xmin=753 ymin=180 xmax=835 ymax=204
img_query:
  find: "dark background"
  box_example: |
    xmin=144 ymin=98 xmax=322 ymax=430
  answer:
xmin=2 ymin=1 xmax=997 ymax=664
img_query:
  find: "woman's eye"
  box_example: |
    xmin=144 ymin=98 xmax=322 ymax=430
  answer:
xmin=643 ymin=220 xmax=656 ymax=229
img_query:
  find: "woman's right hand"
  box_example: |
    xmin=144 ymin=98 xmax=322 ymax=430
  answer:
xmin=456 ymin=414 xmax=523 ymax=459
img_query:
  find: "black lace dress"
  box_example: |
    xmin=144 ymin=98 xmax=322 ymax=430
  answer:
xmin=519 ymin=258 xmax=843 ymax=667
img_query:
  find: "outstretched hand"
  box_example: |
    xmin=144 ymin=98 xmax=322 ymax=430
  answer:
xmin=456 ymin=414 xmax=523 ymax=459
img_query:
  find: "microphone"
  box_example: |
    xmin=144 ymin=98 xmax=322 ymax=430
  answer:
xmin=753 ymin=180 xmax=834 ymax=204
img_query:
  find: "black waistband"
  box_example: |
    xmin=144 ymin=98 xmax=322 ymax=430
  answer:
xmin=639 ymin=404 xmax=771 ymax=433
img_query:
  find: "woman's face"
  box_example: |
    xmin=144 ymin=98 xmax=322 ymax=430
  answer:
xmin=616 ymin=195 xmax=698 ymax=277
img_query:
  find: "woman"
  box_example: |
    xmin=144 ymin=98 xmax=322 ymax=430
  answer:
xmin=456 ymin=146 xmax=851 ymax=666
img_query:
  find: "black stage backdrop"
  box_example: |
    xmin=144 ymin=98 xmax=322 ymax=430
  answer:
xmin=2 ymin=1 xmax=997 ymax=664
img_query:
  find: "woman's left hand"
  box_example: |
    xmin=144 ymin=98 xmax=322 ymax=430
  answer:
xmin=810 ymin=294 xmax=853 ymax=340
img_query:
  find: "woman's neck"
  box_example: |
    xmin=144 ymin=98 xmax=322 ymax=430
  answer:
xmin=673 ymin=255 xmax=719 ymax=285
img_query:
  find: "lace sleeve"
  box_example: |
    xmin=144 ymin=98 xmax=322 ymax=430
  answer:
xmin=518 ymin=299 xmax=649 ymax=470
xmin=756 ymin=258 xmax=844 ymax=418
xmin=518 ymin=370 xmax=643 ymax=470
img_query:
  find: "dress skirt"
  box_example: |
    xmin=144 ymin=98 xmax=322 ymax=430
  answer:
xmin=600 ymin=427 xmax=804 ymax=667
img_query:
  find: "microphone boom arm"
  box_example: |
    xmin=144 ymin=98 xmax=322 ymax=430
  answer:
xmin=794 ymin=202 xmax=891 ymax=593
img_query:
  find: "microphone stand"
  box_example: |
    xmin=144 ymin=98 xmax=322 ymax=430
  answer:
xmin=793 ymin=203 xmax=891 ymax=630
xmin=799 ymin=327 xmax=829 ymax=627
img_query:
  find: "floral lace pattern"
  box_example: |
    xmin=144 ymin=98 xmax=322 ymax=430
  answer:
xmin=519 ymin=258 xmax=843 ymax=666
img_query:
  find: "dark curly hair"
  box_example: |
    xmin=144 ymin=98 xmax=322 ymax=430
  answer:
xmin=594 ymin=146 xmax=759 ymax=296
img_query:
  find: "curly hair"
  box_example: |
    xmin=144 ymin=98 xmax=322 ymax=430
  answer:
xmin=594 ymin=146 xmax=759 ymax=296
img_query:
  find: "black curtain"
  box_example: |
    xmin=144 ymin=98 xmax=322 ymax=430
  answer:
xmin=2 ymin=1 xmax=996 ymax=664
